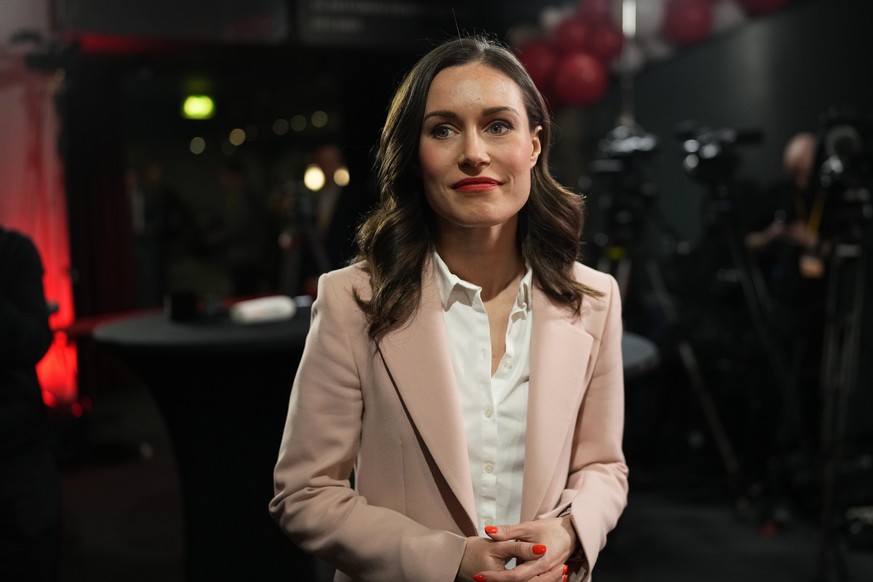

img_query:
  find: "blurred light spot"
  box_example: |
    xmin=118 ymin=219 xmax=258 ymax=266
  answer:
xmin=229 ymin=128 xmax=246 ymax=146
xmin=181 ymin=95 xmax=215 ymax=119
xmin=594 ymin=232 xmax=609 ymax=247
xmin=290 ymin=115 xmax=307 ymax=132
xmin=311 ymin=110 xmax=328 ymax=128
xmin=189 ymin=136 xmax=206 ymax=154
xmin=334 ymin=167 xmax=350 ymax=187
xmin=273 ymin=118 xmax=289 ymax=135
xmin=304 ymin=164 xmax=326 ymax=191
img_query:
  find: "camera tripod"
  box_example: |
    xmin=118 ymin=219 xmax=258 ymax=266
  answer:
xmin=702 ymin=187 xmax=806 ymax=451
xmin=812 ymin=236 xmax=868 ymax=582
xmin=591 ymin=162 xmax=743 ymax=485
xmin=606 ymin=247 xmax=743 ymax=483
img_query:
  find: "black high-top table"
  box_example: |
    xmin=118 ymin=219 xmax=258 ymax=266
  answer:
xmin=93 ymin=306 xmax=315 ymax=581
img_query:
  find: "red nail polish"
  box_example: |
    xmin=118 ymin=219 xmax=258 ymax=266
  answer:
xmin=473 ymin=575 xmax=487 ymax=582
xmin=484 ymin=525 xmax=498 ymax=535
xmin=562 ymin=564 xmax=569 ymax=574
xmin=532 ymin=544 xmax=547 ymax=555
xmin=562 ymin=575 xmax=568 ymax=582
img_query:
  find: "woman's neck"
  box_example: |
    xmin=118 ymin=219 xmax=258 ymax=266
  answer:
xmin=435 ymin=226 xmax=524 ymax=301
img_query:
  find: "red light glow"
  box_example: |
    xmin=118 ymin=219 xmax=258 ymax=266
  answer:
xmin=1 ymin=54 xmax=78 ymax=410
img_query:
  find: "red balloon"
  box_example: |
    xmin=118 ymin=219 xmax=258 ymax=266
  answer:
xmin=738 ymin=0 xmax=789 ymax=14
xmin=588 ymin=22 xmax=624 ymax=62
xmin=517 ymin=40 xmax=559 ymax=92
xmin=577 ymin=0 xmax=612 ymax=23
xmin=553 ymin=52 xmax=608 ymax=106
xmin=664 ymin=0 xmax=713 ymax=46
xmin=554 ymin=17 xmax=592 ymax=54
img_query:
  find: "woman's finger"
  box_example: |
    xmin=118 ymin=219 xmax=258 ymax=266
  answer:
xmin=484 ymin=524 xmax=524 ymax=541
xmin=528 ymin=562 xmax=569 ymax=582
xmin=474 ymin=542 xmax=551 ymax=581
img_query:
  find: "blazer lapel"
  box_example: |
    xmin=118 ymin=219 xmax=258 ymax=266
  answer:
xmin=375 ymin=266 xmax=478 ymax=533
xmin=521 ymin=285 xmax=594 ymax=520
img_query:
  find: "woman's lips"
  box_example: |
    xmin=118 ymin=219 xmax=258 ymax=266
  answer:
xmin=452 ymin=178 xmax=501 ymax=192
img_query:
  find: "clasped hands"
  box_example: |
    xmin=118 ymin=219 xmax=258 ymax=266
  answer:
xmin=457 ymin=515 xmax=577 ymax=582
xmin=747 ymin=218 xmax=819 ymax=251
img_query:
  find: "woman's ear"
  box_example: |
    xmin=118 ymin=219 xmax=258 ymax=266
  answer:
xmin=530 ymin=126 xmax=543 ymax=166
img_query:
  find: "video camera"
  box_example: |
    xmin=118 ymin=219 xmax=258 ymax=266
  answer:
xmin=592 ymin=120 xmax=658 ymax=170
xmin=812 ymin=108 xmax=873 ymax=242
xmin=675 ymin=120 xmax=763 ymax=190
xmin=587 ymin=120 xmax=661 ymax=247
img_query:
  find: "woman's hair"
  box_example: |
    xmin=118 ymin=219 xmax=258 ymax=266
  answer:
xmin=354 ymin=34 xmax=601 ymax=340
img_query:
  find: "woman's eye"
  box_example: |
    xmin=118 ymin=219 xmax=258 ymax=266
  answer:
xmin=488 ymin=121 xmax=512 ymax=135
xmin=431 ymin=125 xmax=454 ymax=139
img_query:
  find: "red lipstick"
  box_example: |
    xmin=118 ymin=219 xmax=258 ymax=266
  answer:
xmin=452 ymin=177 xmax=501 ymax=192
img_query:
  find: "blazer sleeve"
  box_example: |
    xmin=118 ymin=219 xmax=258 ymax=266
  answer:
xmin=541 ymin=273 xmax=628 ymax=581
xmin=269 ymin=270 xmax=467 ymax=582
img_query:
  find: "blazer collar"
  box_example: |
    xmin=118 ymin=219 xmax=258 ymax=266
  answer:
xmin=375 ymin=262 xmax=478 ymax=533
xmin=522 ymin=285 xmax=594 ymax=519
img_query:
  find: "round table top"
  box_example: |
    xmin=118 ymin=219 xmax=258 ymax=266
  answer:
xmin=94 ymin=304 xmax=658 ymax=375
xmin=93 ymin=307 xmax=311 ymax=355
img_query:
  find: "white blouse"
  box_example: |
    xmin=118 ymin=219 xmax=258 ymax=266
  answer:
xmin=432 ymin=252 xmax=533 ymax=536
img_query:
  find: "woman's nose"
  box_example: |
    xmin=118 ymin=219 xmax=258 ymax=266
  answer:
xmin=459 ymin=132 xmax=490 ymax=167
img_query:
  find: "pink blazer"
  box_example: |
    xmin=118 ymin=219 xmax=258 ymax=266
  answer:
xmin=270 ymin=260 xmax=628 ymax=582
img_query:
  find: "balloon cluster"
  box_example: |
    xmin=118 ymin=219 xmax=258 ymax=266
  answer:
xmin=511 ymin=0 xmax=790 ymax=109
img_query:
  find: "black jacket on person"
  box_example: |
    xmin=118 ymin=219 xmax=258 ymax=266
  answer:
xmin=0 ymin=226 xmax=54 ymax=455
xmin=0 ymin=226 xmax=62 ymax=582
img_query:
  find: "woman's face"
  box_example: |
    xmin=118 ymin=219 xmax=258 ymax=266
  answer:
xmin=418 ymin=62 xmax=542 ymax=238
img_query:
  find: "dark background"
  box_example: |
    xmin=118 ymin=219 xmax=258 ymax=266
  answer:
xmin=50 ymin=0 xmax=873 ymax=439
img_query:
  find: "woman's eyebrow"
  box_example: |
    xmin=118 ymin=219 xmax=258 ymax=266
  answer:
xmin=422 ymin=106 xmax=520 ymax=122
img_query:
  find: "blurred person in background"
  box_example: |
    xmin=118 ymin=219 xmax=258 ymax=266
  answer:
xmin=0 ymin=225 xmax=62 ymax=582
xmin=201 ymin=158 xmax=269 ymax=297
xmin=273 ymin=143 xmax=376 ymax=297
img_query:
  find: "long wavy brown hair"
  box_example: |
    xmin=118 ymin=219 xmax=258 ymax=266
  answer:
xmin=354 ymin=35 xmax=602 ymax=340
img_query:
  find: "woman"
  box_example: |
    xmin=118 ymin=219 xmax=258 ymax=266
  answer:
xmin=270 ymin=35 xmax=628 ymax=582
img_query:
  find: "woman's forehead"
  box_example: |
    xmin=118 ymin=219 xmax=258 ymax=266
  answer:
xmin=425 ymin=63 xmax=525 ymax=109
